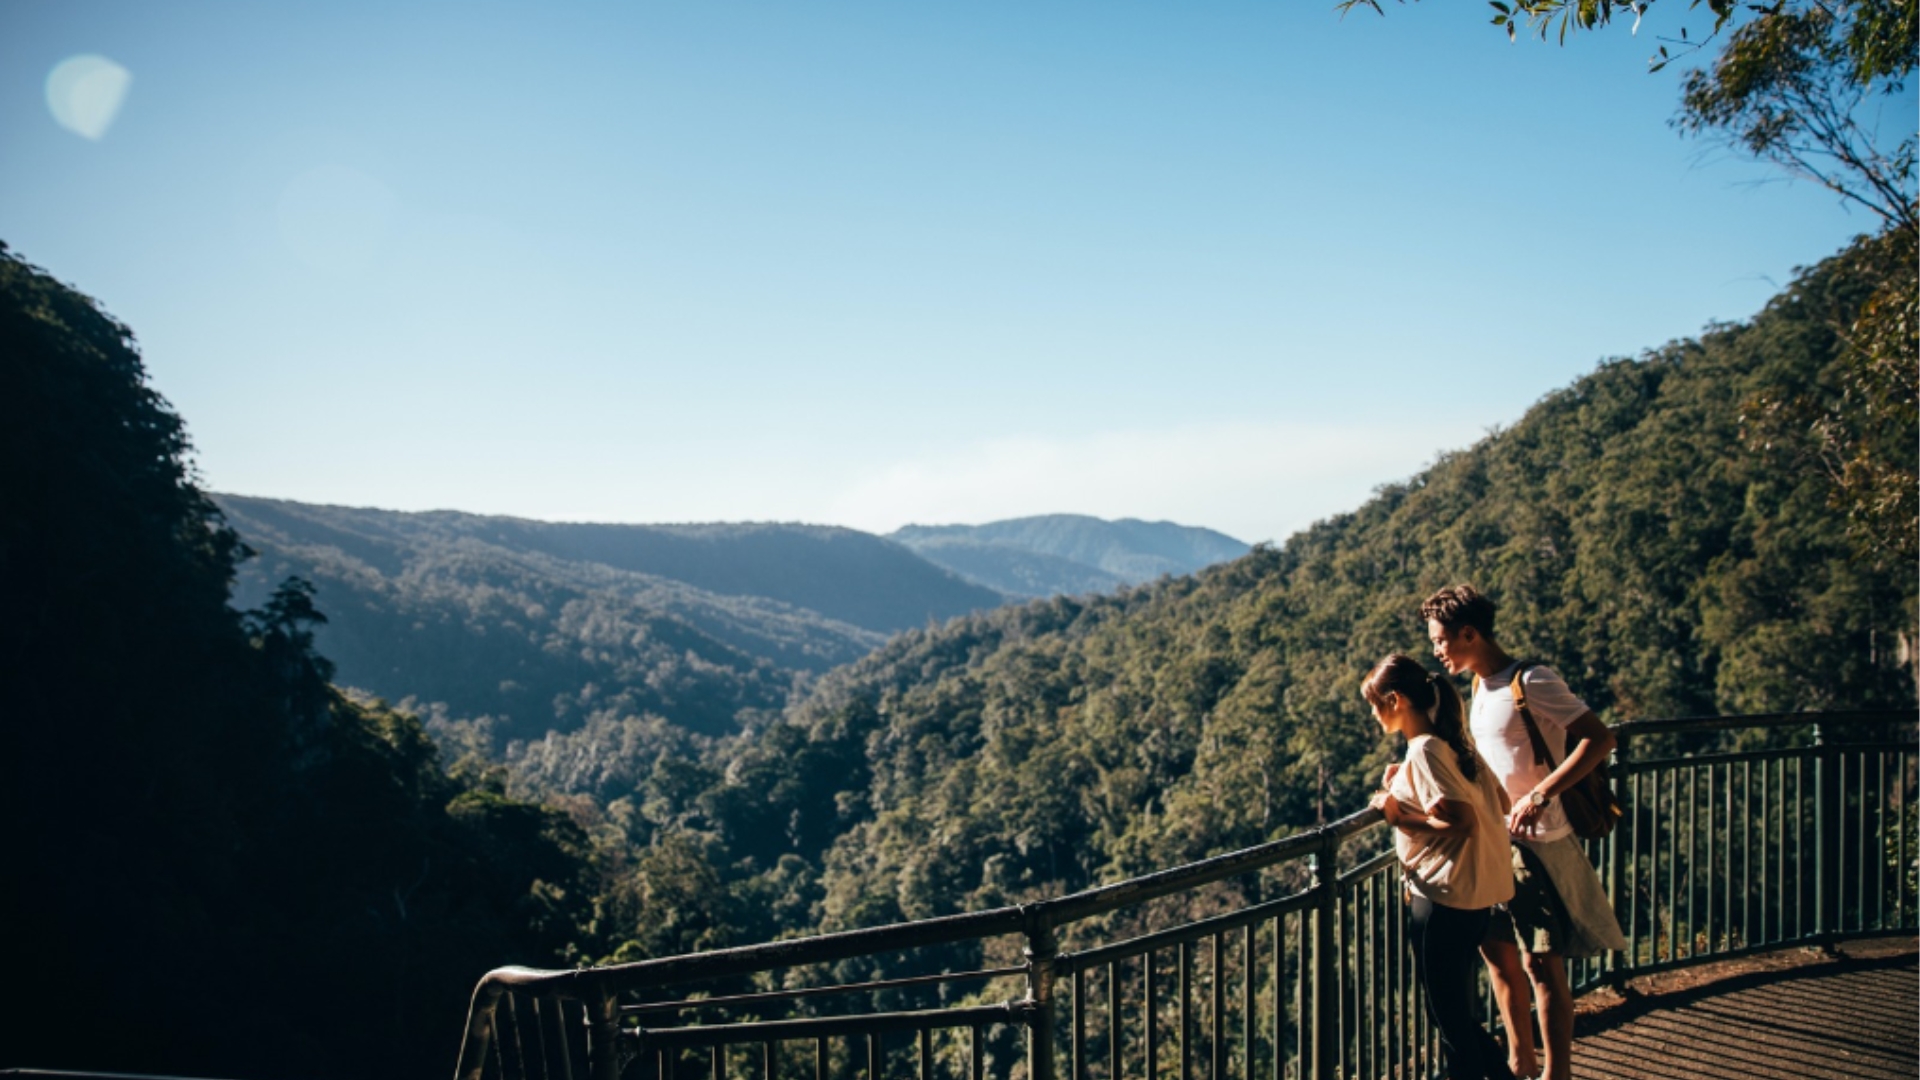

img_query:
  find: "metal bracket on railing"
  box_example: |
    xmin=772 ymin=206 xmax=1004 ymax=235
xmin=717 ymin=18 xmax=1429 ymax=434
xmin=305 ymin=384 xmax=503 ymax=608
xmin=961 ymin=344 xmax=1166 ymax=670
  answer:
xmin=1022 ymin=905 xmax=1058 ymax=1080
xmin=592 ymin=985 xmax=629 ymax=1080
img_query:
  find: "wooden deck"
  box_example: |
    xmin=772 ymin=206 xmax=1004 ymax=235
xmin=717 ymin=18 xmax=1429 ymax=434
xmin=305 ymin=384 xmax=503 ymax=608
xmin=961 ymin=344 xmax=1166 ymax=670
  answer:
xmin=1567 ymin=936 xmax=1917 ymax=1080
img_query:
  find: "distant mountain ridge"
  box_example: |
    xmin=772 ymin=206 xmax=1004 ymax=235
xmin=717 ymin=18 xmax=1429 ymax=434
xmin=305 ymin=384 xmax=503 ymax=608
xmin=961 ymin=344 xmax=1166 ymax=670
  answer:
xmin=217 ymin=499 xmax=1252 ymax=739
xmin=217 ymin=497 xmax=1007 ymax=739
xmin=890 ymin=514 xmax=1249 ymax=597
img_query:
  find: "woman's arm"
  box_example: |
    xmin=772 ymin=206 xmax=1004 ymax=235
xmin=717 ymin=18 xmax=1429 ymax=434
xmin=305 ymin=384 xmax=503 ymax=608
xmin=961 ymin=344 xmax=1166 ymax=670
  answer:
xmin=1383 ymin=796 xmax=1478 ymax=839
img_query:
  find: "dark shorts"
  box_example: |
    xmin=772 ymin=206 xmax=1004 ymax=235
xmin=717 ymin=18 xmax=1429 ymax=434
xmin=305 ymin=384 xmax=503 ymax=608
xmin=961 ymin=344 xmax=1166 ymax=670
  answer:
xmin=1485 ymin=840 xmax=1571 ymax=955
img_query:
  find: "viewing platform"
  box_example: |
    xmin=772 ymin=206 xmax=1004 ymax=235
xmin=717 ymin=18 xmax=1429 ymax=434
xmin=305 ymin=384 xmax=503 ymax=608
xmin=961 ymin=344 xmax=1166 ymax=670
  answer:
xmin=453 ymin=708 xmax=1916 ymax=1080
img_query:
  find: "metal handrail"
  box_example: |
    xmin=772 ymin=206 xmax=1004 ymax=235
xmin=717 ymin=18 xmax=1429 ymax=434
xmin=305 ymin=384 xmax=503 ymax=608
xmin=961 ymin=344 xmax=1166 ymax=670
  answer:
xmin=639 ymin=1003 xmax=1031 ymax=1051
xmin=471 ymin=905 xmax=1034 ymax=999
xmin=1054 ymin=889 xmax=1321 ymax=975
xmin=454 ymin=709 xmax=1918 ymax=1080
xmin=623 ymin=967 xmax=1029 ymax=1017
xmin=1611 ymin=707 xmax=1910 ymax=736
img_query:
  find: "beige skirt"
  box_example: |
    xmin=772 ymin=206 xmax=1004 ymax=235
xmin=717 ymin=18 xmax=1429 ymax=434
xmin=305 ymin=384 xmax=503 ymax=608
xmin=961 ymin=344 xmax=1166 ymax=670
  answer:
xmin=1516 ymin=833 xmax=1628 ymax=957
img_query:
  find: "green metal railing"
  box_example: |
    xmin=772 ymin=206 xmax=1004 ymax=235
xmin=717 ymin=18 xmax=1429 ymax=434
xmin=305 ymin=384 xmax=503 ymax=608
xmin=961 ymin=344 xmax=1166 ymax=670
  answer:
xmin=453 ymin=709 xmax=1915 ymax=1080
xmin=1583 ymin=710 xmax=1916 ymax=989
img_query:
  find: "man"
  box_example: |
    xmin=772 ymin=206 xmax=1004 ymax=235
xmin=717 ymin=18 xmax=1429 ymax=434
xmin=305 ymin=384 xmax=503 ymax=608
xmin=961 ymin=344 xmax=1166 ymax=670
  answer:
xmin=1422 ymin=585 xmax=1626 ymax=1080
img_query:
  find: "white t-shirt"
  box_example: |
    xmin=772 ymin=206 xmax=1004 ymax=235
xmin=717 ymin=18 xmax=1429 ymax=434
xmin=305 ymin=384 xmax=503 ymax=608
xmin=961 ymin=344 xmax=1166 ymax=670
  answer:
xmin=1386 ymin=734 xmax=1516 ymax=910
xmin=1470 ymin=662 xmax=1593 ymax=843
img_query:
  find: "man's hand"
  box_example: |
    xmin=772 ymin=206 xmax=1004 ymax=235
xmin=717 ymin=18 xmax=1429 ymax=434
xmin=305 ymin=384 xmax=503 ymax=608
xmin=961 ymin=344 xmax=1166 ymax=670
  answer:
xmin=1507 ymin=791 xmax=1548 ymax=837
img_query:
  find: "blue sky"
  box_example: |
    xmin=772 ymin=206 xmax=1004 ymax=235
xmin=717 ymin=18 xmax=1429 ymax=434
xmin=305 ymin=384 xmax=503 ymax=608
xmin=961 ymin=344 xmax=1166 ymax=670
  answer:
xmin=2 ymin=1 xmax=1901 ymax=544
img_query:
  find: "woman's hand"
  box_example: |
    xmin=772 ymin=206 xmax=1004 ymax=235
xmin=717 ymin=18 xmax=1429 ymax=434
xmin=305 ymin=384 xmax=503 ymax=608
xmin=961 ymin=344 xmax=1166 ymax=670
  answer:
xmin=1371 ymin=764 xmax=1403 ymax=821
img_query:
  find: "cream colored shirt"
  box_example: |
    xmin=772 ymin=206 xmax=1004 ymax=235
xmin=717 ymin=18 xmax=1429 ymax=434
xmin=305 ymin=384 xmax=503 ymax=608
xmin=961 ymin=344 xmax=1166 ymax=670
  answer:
xmin=1387 ymin=734 xmax=1516 ymax=910
xmin=1471 ymin=662 xmax=1592 ymax=842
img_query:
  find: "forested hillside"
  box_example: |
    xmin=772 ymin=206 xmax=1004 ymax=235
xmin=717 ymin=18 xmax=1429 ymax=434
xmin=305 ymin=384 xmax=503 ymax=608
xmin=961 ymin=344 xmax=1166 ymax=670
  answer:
xmin=1 ymin=245 xmax=596 ymax=1079
xmin=219 ymin=497 xmax=1007 ymax=740
xmin=892 ymin=515 xmax=1249 ymax=596
xmin=576 ymin=234 xmax=1914 ymax=964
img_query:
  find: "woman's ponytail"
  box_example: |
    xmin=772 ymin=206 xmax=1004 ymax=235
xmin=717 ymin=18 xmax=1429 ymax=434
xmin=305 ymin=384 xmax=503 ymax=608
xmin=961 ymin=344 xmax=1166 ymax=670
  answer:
xmin=1425 ymin=670 xmax=1478 ymax=782
xmin=1363 ymin=655 xmax=1480 ymax=781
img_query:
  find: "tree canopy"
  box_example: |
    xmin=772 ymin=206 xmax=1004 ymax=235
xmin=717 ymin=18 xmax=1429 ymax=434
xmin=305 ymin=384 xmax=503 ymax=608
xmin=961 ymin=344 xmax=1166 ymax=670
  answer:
xmin=0 ymin=244 xmax=595 ymax=1079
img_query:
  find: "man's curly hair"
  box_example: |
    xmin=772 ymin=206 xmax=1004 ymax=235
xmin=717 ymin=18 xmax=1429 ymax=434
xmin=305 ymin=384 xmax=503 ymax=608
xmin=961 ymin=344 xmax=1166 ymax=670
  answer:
xmin=1420 ymin=585 xmax=1496 ymax=638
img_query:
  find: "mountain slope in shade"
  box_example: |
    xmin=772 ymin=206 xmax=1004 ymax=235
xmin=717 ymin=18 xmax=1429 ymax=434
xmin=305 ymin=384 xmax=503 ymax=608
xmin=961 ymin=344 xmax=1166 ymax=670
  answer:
xmin=225 ymin=498 xmax=1005 ymax=632
xmin=217 ymin=497 xmax=1006 ymax=739
xmin=891 ymin=514 xmax=1249 ymax=595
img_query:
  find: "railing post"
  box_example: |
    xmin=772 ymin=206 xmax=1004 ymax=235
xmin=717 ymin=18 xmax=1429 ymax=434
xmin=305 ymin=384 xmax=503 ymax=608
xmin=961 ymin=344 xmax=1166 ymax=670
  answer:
xmin=1607 ymin=729 xmax=1631 ymax=988
xmin=454 ymin=980 xmax=504 ymax=1080
xmin=591 ymin=984 xmax=624 ymax=1080
xmin=1814 ymin=723 xmax=1841 ymax=941
xmin=1309 ymin=832 xmax=1338 ymax=1080
xmin=1025 ymin=907 xmax=1059 ymax=1080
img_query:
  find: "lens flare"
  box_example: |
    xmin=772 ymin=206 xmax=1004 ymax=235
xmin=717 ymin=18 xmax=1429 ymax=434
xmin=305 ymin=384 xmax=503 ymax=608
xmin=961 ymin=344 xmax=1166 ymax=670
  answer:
xmin=46 ymin=55 xmax=132 ymax=140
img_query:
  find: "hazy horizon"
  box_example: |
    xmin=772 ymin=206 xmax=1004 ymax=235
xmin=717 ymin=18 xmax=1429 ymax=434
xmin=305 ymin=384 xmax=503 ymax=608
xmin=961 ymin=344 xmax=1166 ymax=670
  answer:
xmin=213 ymin=491 xmax=1255 ymax=546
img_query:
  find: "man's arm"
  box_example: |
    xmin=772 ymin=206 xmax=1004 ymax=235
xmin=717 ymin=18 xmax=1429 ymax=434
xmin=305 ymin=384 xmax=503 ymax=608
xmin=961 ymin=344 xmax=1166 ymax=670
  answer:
xmin=1508 ymin=710 xmax=1615 ymax=833
xmin=1549 ymin=710 xmax=1615 ymax=787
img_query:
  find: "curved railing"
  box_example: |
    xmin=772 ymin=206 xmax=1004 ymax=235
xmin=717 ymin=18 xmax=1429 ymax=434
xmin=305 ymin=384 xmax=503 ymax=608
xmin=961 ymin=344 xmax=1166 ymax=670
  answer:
xmin=453 ymin=709 xmax=1915 ymax=1080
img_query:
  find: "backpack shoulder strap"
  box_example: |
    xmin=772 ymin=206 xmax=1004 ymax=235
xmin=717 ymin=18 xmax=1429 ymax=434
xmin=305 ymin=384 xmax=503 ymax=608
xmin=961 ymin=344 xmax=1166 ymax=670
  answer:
xmin=1508 ymin=662 xmax=1561 ymax=770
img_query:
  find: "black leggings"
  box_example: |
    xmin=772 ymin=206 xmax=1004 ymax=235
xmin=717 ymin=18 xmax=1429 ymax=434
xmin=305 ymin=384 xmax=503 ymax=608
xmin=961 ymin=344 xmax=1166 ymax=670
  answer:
xmin=1406 ymin=894 xmax=1512 ymax=1080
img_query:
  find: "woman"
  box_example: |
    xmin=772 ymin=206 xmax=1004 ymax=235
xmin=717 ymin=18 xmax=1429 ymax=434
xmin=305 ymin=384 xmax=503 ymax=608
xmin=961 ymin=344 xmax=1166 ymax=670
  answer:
xmin=1364 ymin=653 xmax=1517 ymax=1080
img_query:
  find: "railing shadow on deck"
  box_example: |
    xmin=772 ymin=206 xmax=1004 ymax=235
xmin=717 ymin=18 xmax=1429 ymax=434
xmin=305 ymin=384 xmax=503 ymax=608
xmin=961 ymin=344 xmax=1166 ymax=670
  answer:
xmin=453 ymin=709 xmax=1917 ymax=1080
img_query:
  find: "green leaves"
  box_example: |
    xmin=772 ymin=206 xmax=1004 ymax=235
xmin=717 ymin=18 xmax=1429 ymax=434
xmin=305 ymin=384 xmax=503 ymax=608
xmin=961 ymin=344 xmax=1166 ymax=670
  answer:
xmin=1675 ymin=3 xmax=1915 ymax=233
xmin=1492 ymin=1 xmax=1518 ymax=37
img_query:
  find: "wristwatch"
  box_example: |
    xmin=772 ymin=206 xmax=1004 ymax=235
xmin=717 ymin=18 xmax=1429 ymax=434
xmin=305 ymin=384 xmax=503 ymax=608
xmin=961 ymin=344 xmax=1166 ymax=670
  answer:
xmin=1527 ymin=790 xmax=1551 ymax=809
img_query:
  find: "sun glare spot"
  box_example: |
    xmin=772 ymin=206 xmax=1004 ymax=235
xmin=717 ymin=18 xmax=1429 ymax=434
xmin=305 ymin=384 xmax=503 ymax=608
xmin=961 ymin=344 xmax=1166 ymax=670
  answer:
xmin=46 ymin=55 xmax=132 ymax=140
